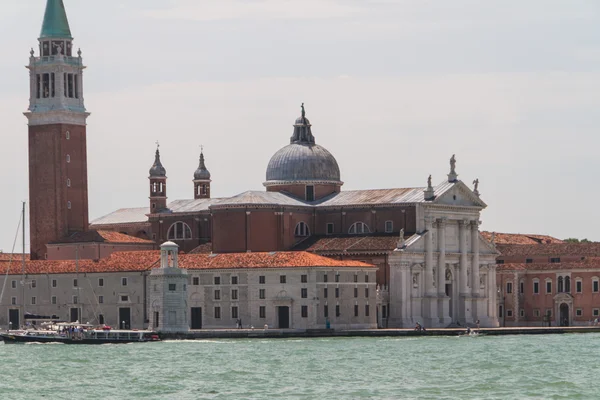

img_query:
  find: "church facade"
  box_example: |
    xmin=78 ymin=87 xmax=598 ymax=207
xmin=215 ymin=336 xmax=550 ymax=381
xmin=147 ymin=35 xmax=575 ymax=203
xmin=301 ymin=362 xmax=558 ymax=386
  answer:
xmin=19 ymin=0 xmax=499 ymax=329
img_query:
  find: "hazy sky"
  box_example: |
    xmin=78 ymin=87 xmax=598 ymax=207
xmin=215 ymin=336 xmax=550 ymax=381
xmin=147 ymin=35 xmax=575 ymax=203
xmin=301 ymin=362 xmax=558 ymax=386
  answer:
xmin=0 ymin=0 xmax=599 ymax=252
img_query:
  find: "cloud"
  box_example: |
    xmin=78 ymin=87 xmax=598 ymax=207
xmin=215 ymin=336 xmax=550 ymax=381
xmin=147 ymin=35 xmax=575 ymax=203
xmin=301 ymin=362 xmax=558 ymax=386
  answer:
xmin=142 ymin=0 xmax=363 ymax=21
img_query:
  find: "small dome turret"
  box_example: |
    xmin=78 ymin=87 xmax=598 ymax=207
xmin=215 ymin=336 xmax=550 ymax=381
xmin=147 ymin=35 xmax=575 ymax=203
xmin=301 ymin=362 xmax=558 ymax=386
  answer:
xmin=149 ymin=148 xmax=166 ymax=177
xmin=194 ymin=151 xmax=211 ymax=180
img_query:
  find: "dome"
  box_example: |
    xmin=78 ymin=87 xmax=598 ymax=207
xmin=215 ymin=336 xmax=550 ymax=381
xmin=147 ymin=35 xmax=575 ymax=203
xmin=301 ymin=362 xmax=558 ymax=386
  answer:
xmin=265 ymin=143 xmax=341 ymax=183
xmin=149 ymin=149 xmax=166 ymax=177
xmin=194 ymin=151 xmax=211 ymax=181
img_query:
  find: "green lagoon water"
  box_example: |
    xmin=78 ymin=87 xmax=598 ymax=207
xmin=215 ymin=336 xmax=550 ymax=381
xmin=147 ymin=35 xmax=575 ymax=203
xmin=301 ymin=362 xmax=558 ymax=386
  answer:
xmin=1 ymin=333 xmax=599 ymax=399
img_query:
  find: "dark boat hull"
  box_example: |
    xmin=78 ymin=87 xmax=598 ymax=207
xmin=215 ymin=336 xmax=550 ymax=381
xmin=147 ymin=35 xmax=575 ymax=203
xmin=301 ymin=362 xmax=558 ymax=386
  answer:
xmin=0 ymin=333 xmax=157 ymax=344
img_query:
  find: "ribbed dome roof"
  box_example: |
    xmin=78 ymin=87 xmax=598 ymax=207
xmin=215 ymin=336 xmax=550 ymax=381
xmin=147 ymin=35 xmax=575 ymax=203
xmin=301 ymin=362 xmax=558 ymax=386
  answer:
xmin=265 ymin=104 xmax=341 ymax=184
xmin=149 ymin=149 xmax=166 ymax=177
xmin=266 ymin=143 xmax=340 ymax=183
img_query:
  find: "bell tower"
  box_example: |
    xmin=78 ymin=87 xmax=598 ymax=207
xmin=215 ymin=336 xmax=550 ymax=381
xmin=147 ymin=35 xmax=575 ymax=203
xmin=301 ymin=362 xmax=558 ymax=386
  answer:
xmin=25 ymin=0 xmax=90 ymax=260
xmin=149 ymin=145 xmax=168 ymax=212
xmin=193 ymin=147 xmax=211 ymax=199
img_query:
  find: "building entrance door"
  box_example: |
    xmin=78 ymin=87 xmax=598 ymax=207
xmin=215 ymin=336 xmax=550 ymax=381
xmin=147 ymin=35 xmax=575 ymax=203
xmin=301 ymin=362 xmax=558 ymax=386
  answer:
xmin=8 ymin=309 xmax=19 ymax=330
xmin=119 ymin=308 xmax=131 ymax=329
xmin=70 ymin=308 xmax=79 ymax=322
xmin=191 ymin=307 xmax=202 ymax=329
xmin=559 ymin=303 xmax=569 ymax=326
xmin=278 ymin=306 xmax=290 ymax=329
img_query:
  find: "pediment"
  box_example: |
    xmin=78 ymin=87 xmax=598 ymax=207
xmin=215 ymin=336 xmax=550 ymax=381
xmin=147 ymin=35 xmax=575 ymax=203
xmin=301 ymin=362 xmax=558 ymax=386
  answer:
xmin=479 ymin=234 xmax=500 ymax=256
xmin=433 ymin=181 xmax=487 ymax=208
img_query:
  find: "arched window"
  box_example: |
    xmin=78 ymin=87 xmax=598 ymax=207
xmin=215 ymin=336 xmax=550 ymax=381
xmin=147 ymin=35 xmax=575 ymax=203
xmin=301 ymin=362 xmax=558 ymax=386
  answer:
xmin=67 ymin=201 xmax=72 ymax=210
xmin=295 ymin=222 xmax=310 ymax=237
xmin=152 ymin=182 xmax=158 ymax=194
xmin=565 ymin=276 xmax=571 ymax=293
xmin=558 ymin=276 xmax=564 ymax=293
xmin=202 ymin=185 xmax=207 ymax=195
xmin=66 ymin=131 xmax=70 ymax=140
xmin=66 ymin=154 xmax=70 ymax=163
xmin=349 ymin=222 xmax=370 ymax=235
xmin=67 ymin=178 xmax=71 ymax=187
xmin=167 ymin=222 xmax=192 ymax=240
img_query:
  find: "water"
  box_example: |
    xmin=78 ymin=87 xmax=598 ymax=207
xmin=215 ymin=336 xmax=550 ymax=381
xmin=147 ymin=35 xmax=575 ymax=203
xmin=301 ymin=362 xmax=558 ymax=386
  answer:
xmin=1 ymin=334 xmax=599 ymax=399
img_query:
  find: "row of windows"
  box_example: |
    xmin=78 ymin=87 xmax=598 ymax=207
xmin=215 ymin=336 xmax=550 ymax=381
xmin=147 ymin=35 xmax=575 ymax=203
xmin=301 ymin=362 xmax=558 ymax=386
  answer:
xmin=500 ymin=307 xmax=600 ymax=318
xmin=506 ymin=277 xmax=599 ymax=295
xmin=211 ymin=305 xmax=370 ymax=319
xmin=196 ymin=274 xmax=369 ymax=286
xmin=210 ymin=287 xmax=371 ymax=301
xmin=11 ymin=277 xmax=123 ymax=289
xmin=35 ymin=73 xmax=79 ymax=99
xmin=10 ymin=294 xmax=130 ymax=306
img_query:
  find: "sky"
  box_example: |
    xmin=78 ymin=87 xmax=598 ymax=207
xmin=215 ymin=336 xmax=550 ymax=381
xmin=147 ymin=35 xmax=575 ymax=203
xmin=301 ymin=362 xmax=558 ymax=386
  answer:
xmin=0 ymin=0 xmax=599 ymax=252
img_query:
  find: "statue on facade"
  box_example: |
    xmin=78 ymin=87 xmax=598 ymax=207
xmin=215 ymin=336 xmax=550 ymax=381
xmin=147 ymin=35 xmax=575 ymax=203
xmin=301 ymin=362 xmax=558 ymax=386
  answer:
xmin=445 ymin=268 xmax=451 ymax=281
xmin=473 ymin=178 xmax=480 ymax=196
xmin=432 ymin=268 xmax=436 ymax=287
xmin=450 ymin=154 xmax=456 ymax=174
xmin=427 ymin=175 xmax=432 ymax=188
xmin=397 ymin=228 xmax=405 ymax=249
xmin=480 ymin=276 xmax=485 ymax=288
xmin=413 ymin=273 xmax=418 ymax=287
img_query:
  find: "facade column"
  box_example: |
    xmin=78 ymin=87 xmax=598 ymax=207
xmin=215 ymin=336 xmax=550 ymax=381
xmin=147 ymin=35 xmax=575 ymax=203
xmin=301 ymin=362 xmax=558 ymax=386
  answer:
xmin=437 ymin=218 xmax=451 ymax=325
xmin=459 ymin=219 xmax=470 ymax=323
xmin=471 ymin=220 xmax=481 ymax=319
xmin=423 ymin=216 xmax=438 ymax=325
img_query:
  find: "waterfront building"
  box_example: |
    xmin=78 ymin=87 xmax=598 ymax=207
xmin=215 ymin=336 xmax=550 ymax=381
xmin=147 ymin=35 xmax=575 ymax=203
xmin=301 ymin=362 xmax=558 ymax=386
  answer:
xmin=0 ymin=248 xmax=377 ymax=331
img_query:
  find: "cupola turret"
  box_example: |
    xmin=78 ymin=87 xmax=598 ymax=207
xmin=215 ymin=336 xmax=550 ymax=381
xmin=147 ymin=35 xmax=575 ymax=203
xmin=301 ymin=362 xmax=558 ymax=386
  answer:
xmin=149 ymin=144 xmax=168 ymax=212
xmin=193 ymin=148 xmax=211 ymax=199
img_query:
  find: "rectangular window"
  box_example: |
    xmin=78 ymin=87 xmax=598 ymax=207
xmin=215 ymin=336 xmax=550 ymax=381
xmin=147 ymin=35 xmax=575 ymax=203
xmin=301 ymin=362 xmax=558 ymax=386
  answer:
xmin=354 ymin=304 xmax=359 ymax=317
xmin=31 ymin=280 xmax=37 ymax=288
xmin=31 ymin=297 xmax=36 ymax=305
xmin=306 ymin=185 xmax=315 ymax=201
xmin=231 ymin=276 xmax=238 ymax=285
xmin=169 ymin=284 xmax=176 ymax=291
xmin=593 ymin=280 xmax=599 ymax=293
xmin=576 ymin=280 xmax=582 ymax=293
xmin=302 ymin=305 xmax=308 ymax=318
xmin=259 ymin=276 xmax=265 ymax=284
xmin=326 ymin=223 xmax=334 ymax=235
xmin=365 ymin=305 xmax=370 ymax=317
xmin=74 ymin=74 xmax=79 ymax=98
xmin=51 ymin=296 xmax=57 ymax=305
xmin=497 ymin=260 xmax=505 ymax=264
xmin=520 ymin=309 xmax=525 ymax=318
xmin=335 ymin=274 xmax=340 ymax=283
xmin=98 ymin=278 xmax=104 ymax=287
xmin=214 ymin=290 xmax=220 ymax=300
xmin=323 ymin=274 xmax=328 ymax=283
xmin=335 ymin=288 xmax=340 ymax=298
xmin=121 ymin=277 xmax=127 ymax=286
xmin=382 ymin=305 xmax=387 ymax=318
xmin=354 ymin=287 xmax=358 ymax=298
xmin=546 ymin=281 xmax=552 ymax=294
xmin=593 ymin=309 xmax=599 ymax=317
xmin=385 ymin=220 xmax=393 ymax=233
xmin=52 ymin=279 xmax=57 ymax=288
xmin=42 ymin=73 xmax=50 ymax=98
xmin=550 ymin=257 xmax=561 ymax=263
xmin=365 ymin=288 xmax=369 ymax=298
xmin=231 ymin=289 xmax=238 ymax=300
xmin=301 ymin=275 xmax=307 ymax=283
xmin=11 ymin=297 xmax=16 ymax=305
xmin=506 ymin=282 xmax=513 ymax=294
xmin=98 ymin=295 xmax=104 ymax=304
xmin=324 ymin=305 xmax=329 ymax=318
xmin=120 ymin=295 xmax=129 ymax=302
xmin=36 ymin=74 xmax=41 ymax=98
xmin=365 ymin=274 xmax=369 ymax=283
xmin=280 ymin=275 xmax=287 ymax=284
xmin=519 ymin=281 xmax=524 ymax=294
xmin=301 ymin=288 xmax=308 ymax=298
xmin=259 ymin=306 xmax=266 ymax=319
xmin=546 ymin=309 xmax=552 ymax=317
xmin=336 ymin=305 xmax=340 ymax=317
xmin=506 ymin=309 xmax=513 ymax=317
xmin=533 ymin=281 xmax=539 ymax=294
xmin=534 ymin=309 xmax=540 ymax=317
xmin=51 ymin=73 xmax=55 ymax=97
xmin=73 ymin=279 xmax=78 ymax=288
xmin=526 ymin=258 xmax=533 ymax=264
xmin=259 ymin=289 xmax=266 ymax=299
xmin=67 ymin=73 xmax=74 ymax=98
xmin=214 ymin=276 xmax=221 ymax=285
xmin=214 ymin=307 xmax=221 ymax=319
xmin=193 ymin=277 xmax=199 ymax=286
xmin=498 ymin=305 xmax=504 ymax=318
xmin=73 ymin=296 xmax=78 ymax=304
xmin=354 ymin=274 xmax=358 ymax=283
xmin=11 ymin=280 xmax=16 ymax=289
xmin=232 ymin=306 xmax=238 ymax=319
xmin=576 ymin=308 xmax=583 ymax=317
xmin=323 ymin=288 xmax=328 ymax=298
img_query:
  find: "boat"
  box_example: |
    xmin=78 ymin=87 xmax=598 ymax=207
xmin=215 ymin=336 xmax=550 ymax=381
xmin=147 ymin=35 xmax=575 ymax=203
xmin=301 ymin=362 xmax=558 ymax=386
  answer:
xmin=0 ymin=323 xmax=160 ymax=344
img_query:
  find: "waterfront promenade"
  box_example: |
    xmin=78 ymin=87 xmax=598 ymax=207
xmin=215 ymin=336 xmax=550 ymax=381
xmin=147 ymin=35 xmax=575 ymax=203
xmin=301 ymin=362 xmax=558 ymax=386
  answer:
xmin=161 ymin=325 xmax=600 ymax=340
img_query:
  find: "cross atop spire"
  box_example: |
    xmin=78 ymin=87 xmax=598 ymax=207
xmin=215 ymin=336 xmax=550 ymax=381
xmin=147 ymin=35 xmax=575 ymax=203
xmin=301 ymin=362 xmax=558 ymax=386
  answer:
xmin=40 ymin=0 xmax=73 ymax=39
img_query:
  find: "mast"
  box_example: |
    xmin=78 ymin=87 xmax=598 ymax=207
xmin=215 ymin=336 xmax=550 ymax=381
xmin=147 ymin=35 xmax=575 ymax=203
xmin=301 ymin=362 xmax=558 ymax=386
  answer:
xmin=21 ymin=201 xmax=26 ymax=326
xmin=76 ymin=245 xmax=80 ymax=322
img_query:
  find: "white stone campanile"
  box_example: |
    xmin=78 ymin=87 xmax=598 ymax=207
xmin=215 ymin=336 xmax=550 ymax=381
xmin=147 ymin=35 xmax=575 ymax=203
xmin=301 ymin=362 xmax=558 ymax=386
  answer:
xmin=149 ymin=242 xmax=189 ymax=332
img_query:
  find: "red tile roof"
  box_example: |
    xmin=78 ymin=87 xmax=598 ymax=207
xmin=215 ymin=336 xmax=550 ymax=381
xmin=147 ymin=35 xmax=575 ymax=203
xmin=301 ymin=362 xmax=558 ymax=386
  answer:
xmin=498 ymin=257 xmax=600 ymax=272
xmin=497 ymin=243 xmax=600 ymax=257
xmin=188 ymin=243 xmax=212 ymax=254
xmin=49 ymin=230 xmax=154 ymax=245
xmin=0 ymin=251 xmax=374 ymax=276
xmin=0 ymin=253 xmax=27 ymax=261
xmin=481 ymin=231 xmax=564 ymax=245
xmin=294 ymin=235 xmax=399 ymax=254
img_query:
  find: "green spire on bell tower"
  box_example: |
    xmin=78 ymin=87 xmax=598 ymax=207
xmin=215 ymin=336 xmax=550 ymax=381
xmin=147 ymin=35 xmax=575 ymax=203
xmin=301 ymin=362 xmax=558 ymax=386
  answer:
xmin=40 ymin=0 xmax=72 ymax=39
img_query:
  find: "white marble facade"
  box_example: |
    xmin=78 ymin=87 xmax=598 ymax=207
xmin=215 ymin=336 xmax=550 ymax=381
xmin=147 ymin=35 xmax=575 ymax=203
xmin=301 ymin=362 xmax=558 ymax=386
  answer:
xmin=388 ymin=179 xmax=500 ymax=328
